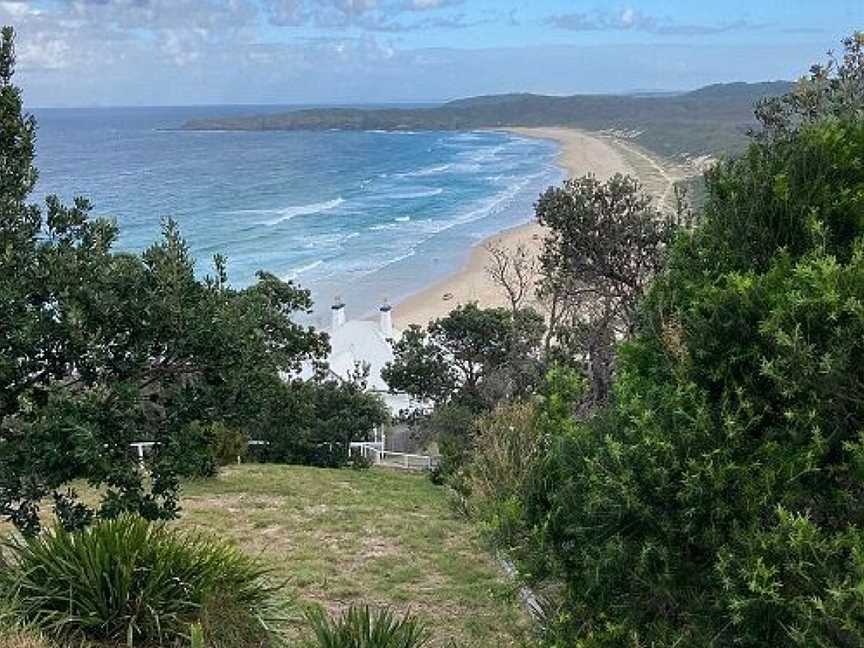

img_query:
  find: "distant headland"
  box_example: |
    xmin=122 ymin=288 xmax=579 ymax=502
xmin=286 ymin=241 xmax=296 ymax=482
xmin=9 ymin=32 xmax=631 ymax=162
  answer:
xmin=180 ymin=81 xmax=793 ymax=159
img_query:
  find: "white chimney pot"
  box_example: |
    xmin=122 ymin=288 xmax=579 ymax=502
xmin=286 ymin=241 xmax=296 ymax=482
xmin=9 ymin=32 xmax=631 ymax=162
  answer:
xmin=331 ymin=301 xmax=346 ymax=330
xmin=379 ymin=302 xmax=393 ymax=339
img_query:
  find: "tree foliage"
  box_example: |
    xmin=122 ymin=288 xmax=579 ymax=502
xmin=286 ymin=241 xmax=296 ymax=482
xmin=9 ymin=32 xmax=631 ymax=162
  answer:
xmin=536 ymin=173 xmax=677 ymax=404
xmin=0 ymin=27 xmax=328 ymax=534
xmin=525 ymin=104 xmax=864 ymax=648
xmin=382 ymin=302 xmax=545 ymax=412
xmin=382 ymin=302 xmax=545 ymax=482
xmin=754 ymin=32 xmax=864 ymax=140
xmin=252 ymin=367 xmax=389 ymax=468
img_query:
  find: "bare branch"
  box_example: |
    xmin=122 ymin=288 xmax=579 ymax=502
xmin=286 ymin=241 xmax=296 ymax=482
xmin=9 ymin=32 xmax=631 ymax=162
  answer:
xmin=484 ymin=241 xmax=537 ymax=314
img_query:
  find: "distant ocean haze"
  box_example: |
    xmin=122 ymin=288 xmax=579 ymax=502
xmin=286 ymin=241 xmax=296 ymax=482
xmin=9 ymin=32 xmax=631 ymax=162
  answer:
xmin=31 ymin=105 xmax=564 ymax=327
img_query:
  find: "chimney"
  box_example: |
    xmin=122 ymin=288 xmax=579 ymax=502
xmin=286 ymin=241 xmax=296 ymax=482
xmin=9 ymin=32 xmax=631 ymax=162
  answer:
xmin=331 ymin=297 xmax=346 ymax=330
xmin=379 ymin=300 xmax=393 ymax=339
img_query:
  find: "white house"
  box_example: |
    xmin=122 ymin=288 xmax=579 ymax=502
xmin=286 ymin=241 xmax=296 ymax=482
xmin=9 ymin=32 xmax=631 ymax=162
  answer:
xmin=299 ymin=300 xmax=414 ymax=414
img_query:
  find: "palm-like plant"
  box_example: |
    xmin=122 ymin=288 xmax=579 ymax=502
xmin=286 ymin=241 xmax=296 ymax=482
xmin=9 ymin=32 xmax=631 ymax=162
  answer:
xmin=0 ymin=515 xmax=284 ymax=646
xmin=304 ymin=605 xmax=432 ymax=648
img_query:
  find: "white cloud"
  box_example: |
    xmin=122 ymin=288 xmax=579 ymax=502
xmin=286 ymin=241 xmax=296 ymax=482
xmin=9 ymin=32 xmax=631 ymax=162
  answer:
xmin=546 ymin=8 xmax=767 ymax=36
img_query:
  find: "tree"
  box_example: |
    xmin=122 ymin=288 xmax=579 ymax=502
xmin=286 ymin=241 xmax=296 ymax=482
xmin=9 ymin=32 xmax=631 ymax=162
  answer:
xmin=519 ymin=41 xmax=864 ymax=645
xmin=535 ymin=173 xmax=677 ymax=404
xmin=382 ymin=303 xmax=545 ymax=412
xmin=382 ymin=303 xmax=545 ymax=482
xmin=754 ymin=31 xmax=864 ymax=140
xmin=253 ymin=367 xmax=389 ymax=468
xmin=484 ymin=241 xmax=537 ymax=314
xmin=0 ymin=27 xmax=328 ymax=534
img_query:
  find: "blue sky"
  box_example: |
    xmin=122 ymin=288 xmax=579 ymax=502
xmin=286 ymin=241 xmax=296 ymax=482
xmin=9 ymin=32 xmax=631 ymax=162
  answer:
xmin=5 ymin=0 xmax=862 ymax=106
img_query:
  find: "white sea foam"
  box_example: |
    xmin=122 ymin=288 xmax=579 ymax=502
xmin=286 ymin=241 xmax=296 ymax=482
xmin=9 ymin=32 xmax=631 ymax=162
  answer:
xmin=369 ymin=223 xmax=398 ymax=231
xmin=394 ymin=216 xmax=411 ymax=222
xmin=463 ymin=144 xmax=506 ymax=163
xmin=375 ymin=249 xmax=417 ymax=271
xmin=450 ymin=132 xmax=484 ymax=142
xmin=412 ymin=174 xmax=534 ymax=238
xmin=283 ymin=259 xmax=324 ymax=280
xmin=368 ymin=130 xmax=419 ymax=135
xmin=396 ymin=163 xmax=453 ymax=178
xmin=256 ymin=197 xmax=345 ymax=226
xmin=385 ymin=188 xmax=444 ymax=199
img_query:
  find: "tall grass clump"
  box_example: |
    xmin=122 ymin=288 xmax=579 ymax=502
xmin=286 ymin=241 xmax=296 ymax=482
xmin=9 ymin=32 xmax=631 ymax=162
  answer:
xmin=303 ymin=605 xmax=432 ymax=648
xmin=465 ymin=401 xmax=544 ymax=549
xmin=0 ymin=596 xmax=51 ymax=648
xmin=0 ymin=515 xmax=284 ymax=647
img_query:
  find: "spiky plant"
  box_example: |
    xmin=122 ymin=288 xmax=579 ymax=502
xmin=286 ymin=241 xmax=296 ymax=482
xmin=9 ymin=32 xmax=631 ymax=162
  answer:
xmin=0 ymin=515 xmax=285 ymax=646
xmin=303 ymin=605 xmax=432 ymax=648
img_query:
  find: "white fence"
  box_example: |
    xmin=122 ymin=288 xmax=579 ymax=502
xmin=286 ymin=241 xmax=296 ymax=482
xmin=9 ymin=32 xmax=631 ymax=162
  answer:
xmin=349 ymin=440 xmax=437 ymax=471
xmin=131 ymin=433 xmax=437 ymax=472
xmin=129 ymin=439 xmax=267 ymax=468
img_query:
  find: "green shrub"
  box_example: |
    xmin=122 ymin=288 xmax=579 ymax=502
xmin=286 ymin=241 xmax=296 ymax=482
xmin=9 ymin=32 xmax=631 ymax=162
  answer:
xmin=465 ymin=401 xmax=542 ymax=547
xmin=517 ymin=117 xmax=864 ymax=646
xmin=0 ymin=515 xmax=284 ymax=646
xmin=303 ymin=605 xmax=431 ymax=648
xmin=422 ymin=404 xmax=477 ymax=487
xmin=256 ymin=376 xmax=389 ymax=469
xmin=210 ymin=422 xmax=249 ymax=466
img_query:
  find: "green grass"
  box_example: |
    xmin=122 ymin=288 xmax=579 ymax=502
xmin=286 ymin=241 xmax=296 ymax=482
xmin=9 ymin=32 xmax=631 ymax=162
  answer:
xmin=176 ymin=465 xmax=532 ymax=647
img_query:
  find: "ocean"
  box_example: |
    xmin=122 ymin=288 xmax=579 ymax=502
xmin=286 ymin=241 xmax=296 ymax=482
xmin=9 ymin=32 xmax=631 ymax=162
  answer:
xmin=31 ymin=105 xmax=564 ymax=327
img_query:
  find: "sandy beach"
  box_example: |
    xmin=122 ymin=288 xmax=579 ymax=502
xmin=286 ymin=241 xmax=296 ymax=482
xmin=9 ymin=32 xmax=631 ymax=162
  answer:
xmin=392 ymin=127 xmax=686 ymax=329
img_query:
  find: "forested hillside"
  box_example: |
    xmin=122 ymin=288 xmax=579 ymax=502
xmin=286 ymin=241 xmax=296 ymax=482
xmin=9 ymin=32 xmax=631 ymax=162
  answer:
xmin=182 ymin=81 xmax=792 ymax=158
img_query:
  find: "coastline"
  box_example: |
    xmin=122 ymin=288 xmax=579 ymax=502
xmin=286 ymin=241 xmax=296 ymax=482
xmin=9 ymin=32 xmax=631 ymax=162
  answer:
xmin=393 ymin=127 xmax=669 ymax=329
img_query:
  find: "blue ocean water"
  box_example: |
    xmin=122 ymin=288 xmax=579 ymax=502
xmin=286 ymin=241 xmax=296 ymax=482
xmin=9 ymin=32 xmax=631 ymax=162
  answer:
xmin=31 ymin=106 xmax=564 ymax=326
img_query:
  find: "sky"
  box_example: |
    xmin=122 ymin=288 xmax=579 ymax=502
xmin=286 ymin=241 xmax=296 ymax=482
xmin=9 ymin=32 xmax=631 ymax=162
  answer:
xmin=4 ymin=0 xmax=862 ymax=107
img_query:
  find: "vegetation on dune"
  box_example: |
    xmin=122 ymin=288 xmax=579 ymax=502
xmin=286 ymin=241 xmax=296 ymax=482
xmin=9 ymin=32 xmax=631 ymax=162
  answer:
xmin=535 ymin=173 xmax=682 ymax=406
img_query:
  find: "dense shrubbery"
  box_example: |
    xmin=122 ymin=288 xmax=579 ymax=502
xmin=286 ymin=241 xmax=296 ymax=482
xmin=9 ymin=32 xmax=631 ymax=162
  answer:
xmin=463 ymin=401 xmax=543 ymax=546
xmin=383 ymin=302 xmax=546 ymax=481
xmin=0 ymin=516 xmax=284 ymax=647
xmin=251 ymin=370 xmax=389 ymax=468
xmin=461 ymin=38 xmax=864 ymax=646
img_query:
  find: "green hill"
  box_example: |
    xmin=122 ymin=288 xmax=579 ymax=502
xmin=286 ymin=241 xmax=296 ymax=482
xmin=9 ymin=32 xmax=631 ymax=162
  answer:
xmin=181 ymin=81 xmax=793 ymax=159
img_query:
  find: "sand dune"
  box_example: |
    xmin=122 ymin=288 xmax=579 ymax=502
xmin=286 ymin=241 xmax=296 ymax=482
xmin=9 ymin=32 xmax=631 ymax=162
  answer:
xmin=393 ymin=127 xmax=688 ymax=329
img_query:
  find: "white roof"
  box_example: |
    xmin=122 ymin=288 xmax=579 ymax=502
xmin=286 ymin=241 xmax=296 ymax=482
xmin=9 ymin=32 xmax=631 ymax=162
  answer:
xmin=295 ymin=318 xmax=414 ymax=413
xmin=327 ymin=319 xmax=397 ymax=391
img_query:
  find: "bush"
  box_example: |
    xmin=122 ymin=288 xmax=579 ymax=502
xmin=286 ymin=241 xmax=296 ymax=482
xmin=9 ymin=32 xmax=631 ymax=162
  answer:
xmin=0 ymin=515 xmax=285 ymax=646
xmin=516 ymin=117 xmax=864 ymax=646
xmin=303 ymin=605 xmax=431 ymax=648
xmin=422 ymin=404 xmax=477 ymax=487
xmin=465 ymin=401 xmax=543 ymax=547
xmin=210 ymin=422 xmax=249 ymax=466
xmin=255 ymin=376 xmax=389 ymax=469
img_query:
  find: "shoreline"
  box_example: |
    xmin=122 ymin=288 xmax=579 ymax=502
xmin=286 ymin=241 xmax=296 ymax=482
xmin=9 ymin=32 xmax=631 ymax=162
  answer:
xmin=392 ymin=127 xmax=678 ymax=329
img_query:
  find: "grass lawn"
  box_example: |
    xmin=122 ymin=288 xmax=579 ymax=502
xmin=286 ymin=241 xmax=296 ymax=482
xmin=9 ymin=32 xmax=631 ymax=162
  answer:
xmin=173 ymin=464 xmax=533 ymax=647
